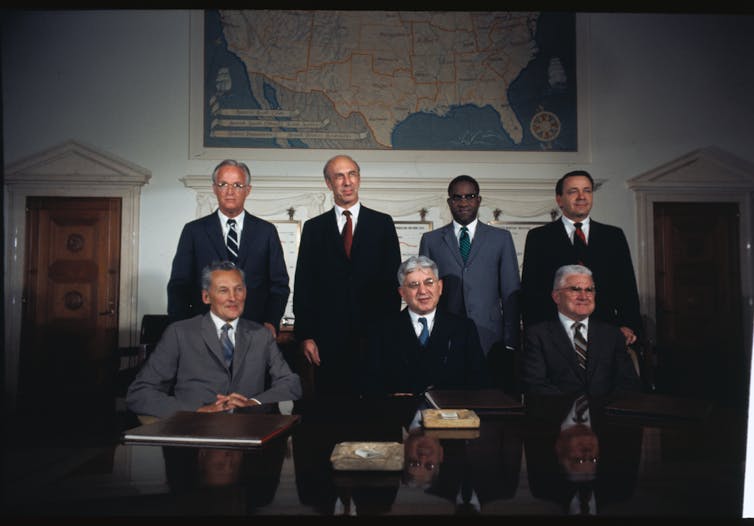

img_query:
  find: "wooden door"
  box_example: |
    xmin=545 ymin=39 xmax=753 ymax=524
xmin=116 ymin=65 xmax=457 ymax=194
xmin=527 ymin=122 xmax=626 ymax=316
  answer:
xmin=19 ymin=197 xmax=121 ymax=415
xmin=654 ymin=202 xmax=745 ymax=406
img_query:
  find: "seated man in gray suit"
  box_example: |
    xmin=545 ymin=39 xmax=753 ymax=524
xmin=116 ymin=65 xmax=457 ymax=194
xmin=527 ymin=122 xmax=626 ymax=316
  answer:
xmin=522 ymin=264 xmax=640 ymax=398
xmin=127 ymin=261 xmax=301 ymax=419
xmin=366 ymin=255 xmax=489 ymax=396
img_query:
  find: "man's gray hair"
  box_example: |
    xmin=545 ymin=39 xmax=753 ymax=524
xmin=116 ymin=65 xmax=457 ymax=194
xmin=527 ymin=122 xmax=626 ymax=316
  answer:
xmin=397 ymin=255 xmax=439 ymax=285
xmin=211 ymin=159 xmax=252 ymax=185
xmin=201 ymin=261 xmax=246 ymax=291
xmin=553 ymin=264 xmax=593 ymax=290
xmin=322 ymin=154 xmax=360 ymax=180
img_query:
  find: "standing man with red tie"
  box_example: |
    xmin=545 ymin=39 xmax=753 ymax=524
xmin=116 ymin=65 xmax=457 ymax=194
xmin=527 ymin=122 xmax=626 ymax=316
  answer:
xmin=167 ymin=159 xmax=290 ymax=337
xmin=521 ymin=170 xmax=642 ymax=345
xmin=293 ymin=154 xmax=401 ymax=396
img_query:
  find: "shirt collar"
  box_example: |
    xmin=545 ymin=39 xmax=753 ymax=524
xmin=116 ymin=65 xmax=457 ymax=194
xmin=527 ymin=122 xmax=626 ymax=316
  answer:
xmin=335 ymin=201 xmax=360 ymax=220
xmin=218 ymin=209 xmax=245 ymax=226
xmin=209 ymin=311 xmax=239 ymax=332
xmin=558 ymin=311 xmax=589 ymax=334
xmin=408 ymin=308 xmax=436 ymax=326
xmin=453 ymin=217 xmax=478 ymax=238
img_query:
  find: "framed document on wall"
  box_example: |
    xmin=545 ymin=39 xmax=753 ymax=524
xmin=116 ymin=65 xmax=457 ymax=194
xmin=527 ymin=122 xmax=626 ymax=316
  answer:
xmin=395 ymin=221 xmax=433 ymax=262
xmin=271 ymin=220 xmax=301 ymax=324
xmin=489 ymin=221 xmax=548 ymax=276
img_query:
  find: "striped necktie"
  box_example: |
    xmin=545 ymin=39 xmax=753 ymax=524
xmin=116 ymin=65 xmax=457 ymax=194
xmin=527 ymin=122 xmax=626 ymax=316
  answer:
xmin=226 ymin=219 xmax=239 ymax=263
xmin=573 ymin=222 xmax=587 ymax=264
xmin=342 ymin=210 xmax=353 ymax=258
xmin=572 ymin=321 xmax=587 ymax=370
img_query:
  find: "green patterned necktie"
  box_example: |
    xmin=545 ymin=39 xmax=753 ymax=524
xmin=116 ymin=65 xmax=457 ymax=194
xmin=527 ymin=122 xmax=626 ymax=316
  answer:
xmin=459 ymin=226 xmax=471 ymax=262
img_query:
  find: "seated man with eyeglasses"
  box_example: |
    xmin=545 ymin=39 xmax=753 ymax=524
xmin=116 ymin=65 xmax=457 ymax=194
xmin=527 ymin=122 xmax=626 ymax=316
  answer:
xmin=522 ymin=264 xmax=640 ymax=398
xmin=364 ymin=255 xmax=490 ymax=396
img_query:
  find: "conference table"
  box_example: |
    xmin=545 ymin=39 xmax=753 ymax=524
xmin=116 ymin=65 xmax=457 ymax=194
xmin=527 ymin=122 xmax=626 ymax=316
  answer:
xmin=2 ymin=392 xmax=745 ymax=517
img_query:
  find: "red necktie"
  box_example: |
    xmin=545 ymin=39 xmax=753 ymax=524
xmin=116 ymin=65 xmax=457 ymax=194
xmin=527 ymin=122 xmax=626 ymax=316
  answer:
xmin=574 ymin=222 xmax=587 ymax=264
xmin=574 ymin=222 xmax=587 ymax=246
xmin=342 ymin=210 xmax=353 ymax=258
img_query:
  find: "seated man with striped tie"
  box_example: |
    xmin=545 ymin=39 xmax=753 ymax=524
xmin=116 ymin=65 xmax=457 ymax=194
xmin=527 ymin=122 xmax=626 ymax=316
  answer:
xmin=364 ymin=255 xmax=489 ymax=396
xmin=522 ymin=264 xmax=640 ymax=398
xmin=127 ymin=261 xmax=301 ymax=419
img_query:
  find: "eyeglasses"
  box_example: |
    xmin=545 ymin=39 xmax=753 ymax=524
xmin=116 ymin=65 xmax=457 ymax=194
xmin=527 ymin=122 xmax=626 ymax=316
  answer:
xmin=570 ymin=456 xmax=599 ymax=464
xmin=407 ymin=460 xmax=438 ymax=471
xmin=559 ymin=286 xmax=596 ymax=295
xmin=449 ymin=193 xmax=479 ymax=202
xmin=214 ymin=182 xmax=250 ymax=191
xmin=404 ymin=278 xmax=437 ymax=290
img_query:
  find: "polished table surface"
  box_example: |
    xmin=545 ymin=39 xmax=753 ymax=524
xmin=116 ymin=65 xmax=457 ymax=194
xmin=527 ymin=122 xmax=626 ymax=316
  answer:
xmin=2 ymin=393 xmax=746 ymax=518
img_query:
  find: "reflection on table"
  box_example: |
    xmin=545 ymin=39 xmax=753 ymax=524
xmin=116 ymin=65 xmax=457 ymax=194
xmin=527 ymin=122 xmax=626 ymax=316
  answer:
xmin=1 ymin=392 xmax=745 ymax=517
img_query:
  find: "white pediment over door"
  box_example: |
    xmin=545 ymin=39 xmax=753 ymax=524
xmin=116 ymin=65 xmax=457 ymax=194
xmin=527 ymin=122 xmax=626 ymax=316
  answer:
xmin=626 ymin=145 xmax=754 ymax=328
xmin=4 ymin=140 xmax=151 ymax=408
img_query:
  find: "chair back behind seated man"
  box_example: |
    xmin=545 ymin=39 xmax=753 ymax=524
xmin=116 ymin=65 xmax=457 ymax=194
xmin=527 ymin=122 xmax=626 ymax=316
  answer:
xmin=365 ymin=255 xmax=490 ymax=396
xmin=127 ymin=261 xmax=301 ymax=420
xmin=522 ymin=264 xmax=640 ymax=398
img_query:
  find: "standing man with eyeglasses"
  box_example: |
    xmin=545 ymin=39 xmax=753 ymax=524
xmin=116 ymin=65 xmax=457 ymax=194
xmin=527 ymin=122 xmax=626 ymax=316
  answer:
xmin=293 ymin=154 xmax=401 ymax=396
xmin=521 ymin=170 xmax=642 ymax=345
xmin=419 ymin=175 xmax=521 ymax=393
xmin=365 ymin=255 xmax=488 ymax=396
xmin=167 ymin=159 xmax=289 ymax=336
xmin=522 ymin=264 xmax=640 ymax=397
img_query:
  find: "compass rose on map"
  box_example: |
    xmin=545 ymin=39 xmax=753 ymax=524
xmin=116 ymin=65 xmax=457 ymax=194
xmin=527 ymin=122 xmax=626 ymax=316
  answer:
xmin=530 ymin=110 xmax=562 ymax=142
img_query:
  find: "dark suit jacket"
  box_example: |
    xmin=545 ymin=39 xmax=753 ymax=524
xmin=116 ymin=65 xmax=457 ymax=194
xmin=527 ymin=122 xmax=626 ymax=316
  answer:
xmin=366 ymin=308 xmax=490 ymax=395
xmin=126 ymin=313 xmax=302 ymax=418
xmin=167 ymin=211 xmax=290 ymax=328
xmin=522 ymin=318 xmax=641 ymax=398
xmin=293 ymin=205 xmax=401 ymax=394
xmin=521 ymin=219 xmax=642 ymax=336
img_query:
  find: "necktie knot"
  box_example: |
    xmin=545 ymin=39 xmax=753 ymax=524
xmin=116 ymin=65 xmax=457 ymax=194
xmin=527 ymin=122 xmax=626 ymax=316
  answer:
xmin=226 ymin=219 xmax=239 ymax=263
xmin=342 ymin=210 xmax=353 ymax=258
xmin=418 ymin=317 xmax=430 ymax=346
xmin=459 ymin=226 xmax=471 ymax=262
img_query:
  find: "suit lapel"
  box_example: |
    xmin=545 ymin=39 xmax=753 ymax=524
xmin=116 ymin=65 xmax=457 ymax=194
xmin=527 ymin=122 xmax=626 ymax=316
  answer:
xmin=550 ymin=320 xmax=586 ymax=380
xmin=201 ymin=314 xmax=226 ymax=367
xmin=204 ymin=213 xmax=229 ymax=260
xmin=236 ymin=211 xmax=254 ymax=264
xmin=466 ymin=222 xmax=487 ymax=264
xmin=441 ymin=224 xmax=464 ymax=267
xmin=326 ymin=207 xmax=349 ymax=260
xmin=350 ymin=206 xmax=370 ymax=258
xmin=399 ymin=309 xmax=420 ymax=365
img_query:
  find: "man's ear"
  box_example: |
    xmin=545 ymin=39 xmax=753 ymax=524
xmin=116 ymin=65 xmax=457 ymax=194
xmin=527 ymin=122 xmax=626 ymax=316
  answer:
xmin=398 ymin=286 xmax=406 ymax=302
xmin=202 ymin=290 xmax=211 ymax=305
xmin=436 ymin=278 xmax=443 ymax=297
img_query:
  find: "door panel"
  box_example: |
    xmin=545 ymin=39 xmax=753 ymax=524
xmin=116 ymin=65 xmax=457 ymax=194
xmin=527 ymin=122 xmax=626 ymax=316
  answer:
xmin=654 ymin=202 xmax=745 ymax=406
xmin=20 ymin=197 xmax=121 ymax=414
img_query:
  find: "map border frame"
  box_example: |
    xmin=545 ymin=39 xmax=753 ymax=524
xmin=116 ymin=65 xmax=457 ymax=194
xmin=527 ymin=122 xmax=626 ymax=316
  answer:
xmin=189 ymin=10 xmax=591 ymax=164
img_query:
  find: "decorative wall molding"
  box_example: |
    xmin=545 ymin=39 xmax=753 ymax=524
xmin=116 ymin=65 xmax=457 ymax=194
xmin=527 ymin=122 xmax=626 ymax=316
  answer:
xmin=182 ymin=174 xmax=560 ymax=225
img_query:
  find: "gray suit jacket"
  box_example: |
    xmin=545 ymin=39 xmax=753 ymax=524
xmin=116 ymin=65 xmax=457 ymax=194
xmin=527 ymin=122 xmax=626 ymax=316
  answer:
xmin=126 ymin=313 xmax=302 ymax=418
xmin=419 ymin=221 xmax=521 ymax=355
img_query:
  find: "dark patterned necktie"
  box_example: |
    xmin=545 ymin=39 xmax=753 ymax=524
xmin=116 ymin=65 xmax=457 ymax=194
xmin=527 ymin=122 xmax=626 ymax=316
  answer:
xmin=459 ymin=226 xmax=471 ymax=262
xmin=572 ymin=322 xmax=587 ymax=370
xmin=342 ymin=210 xmax=353 ymax=258
xmin=221 ymin=323 xmax=234 ymax=368
xmin=226 ymin=219 xmax=239 ymax=263
xmin=418 ymin=317 xmax=429 ymax=346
